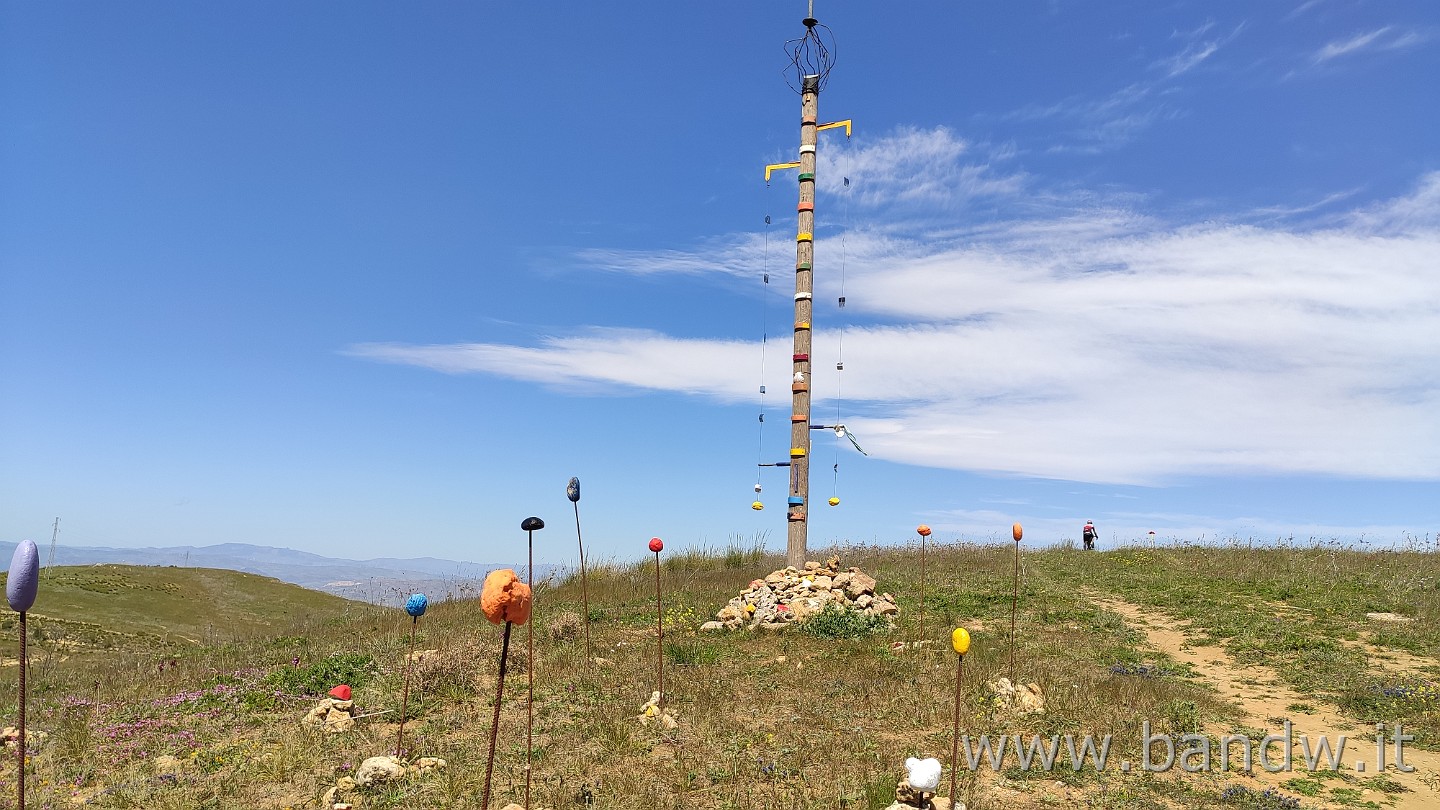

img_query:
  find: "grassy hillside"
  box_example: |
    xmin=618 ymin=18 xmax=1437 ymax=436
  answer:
xmin=0 ymin=564 xmax=368 ymax=655
xmin=1 ymin=545 xmax=1436 ymax=809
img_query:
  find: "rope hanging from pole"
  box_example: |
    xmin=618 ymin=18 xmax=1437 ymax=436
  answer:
xmin=754 ymin=214 xmax=772 ymax=506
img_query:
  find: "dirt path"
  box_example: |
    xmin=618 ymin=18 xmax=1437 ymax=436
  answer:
xmin=1092 ymin=594 xmax=1440 ymax=809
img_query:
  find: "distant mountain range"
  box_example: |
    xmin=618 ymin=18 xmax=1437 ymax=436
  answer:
xmin=0 ymin=541 xmax=557 ymax=606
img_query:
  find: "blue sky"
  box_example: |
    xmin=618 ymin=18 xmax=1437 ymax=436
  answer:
xmin=3 ymin=2 xmax=1437 ymax=566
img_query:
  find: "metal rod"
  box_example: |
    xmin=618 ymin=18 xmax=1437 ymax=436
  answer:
xmin=950 ymin=652 xmax=964 ymax=803
xmin=17 ymin=611 xmax=26 ymax=810
xmin=395 ymin=616 xmax=418 ymax=758
xmin=480 ymin=620 xmax=513 ymax=810
xmin=919 ymin=534 xmax=927 ymax=643
xmin=573 ymin=501 xmax=591 ymax=662
xmin=1010 ymin=542 xmax=1020 ymax=682
xmin=526 ymin=530 xmax=535 ymax=809
xmin=653 ymin=551 xmax=664 ymax=707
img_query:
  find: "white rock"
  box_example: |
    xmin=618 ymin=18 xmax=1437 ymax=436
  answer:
xmin=355 ymin=755 xmax=406 ymax=785
xmin=905 ymin=756 xmax=942 ymax=792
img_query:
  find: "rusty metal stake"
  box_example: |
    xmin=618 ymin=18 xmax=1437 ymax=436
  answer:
xmin=480 ymin=621 xmax=513 ymax=810
xmin=950 ymin=650 xmax=964 ymax=803
xmin=653 ymin=550 xmax=664 ymax=707
xmin=395 ymin=616 xmax=418 ymax=758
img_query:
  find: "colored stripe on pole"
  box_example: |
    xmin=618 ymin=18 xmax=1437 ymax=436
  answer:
xmin=793 ymin=353 xmax=809 ymax=361
xmin=794 ymin=292 xmax=812 ymax=301
xmin=790 ymin=447 xmax=807 ymax=457
xmin=796 ymin=232 xmax=813 ymax=242
xmin=796 ymin=261 xmax=812 ymax=271
xmin=788 ymin=510 xmax=806 ymax=521
xmin=798 ymin=173 xmax=815 ymax=181
xmin=795 ymin=321 xmax=810 ymax=330
xmin=787 ymin=497 xmax=805 ymax=506
xmin=791 ymin=382 xmax=809 ymax=392
xmin=797 ymin=201 xmax=814 ymax=212
xmin=799 ymin=144 xmax=816 ymax=155
xmin=791 ymin=414 xmax=806 ymax=422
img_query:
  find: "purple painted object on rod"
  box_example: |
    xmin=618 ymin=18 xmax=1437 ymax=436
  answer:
xmin=7 ymin=540 xmax=38 ymax=612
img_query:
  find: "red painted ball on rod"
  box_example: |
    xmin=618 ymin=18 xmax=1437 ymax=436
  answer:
xmin=649 ymin=537 xmax=664 ymax=553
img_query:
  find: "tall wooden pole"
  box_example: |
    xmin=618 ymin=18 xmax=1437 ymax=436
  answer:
xmin=786 ymin=72 xmax=820 ymax=570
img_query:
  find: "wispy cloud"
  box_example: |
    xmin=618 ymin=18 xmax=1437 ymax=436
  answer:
xmin=997 ymin=21 xmax=1244 ymax=153
xmin=1152 ymin=21 xmax=1245 ymax=79
xmin=349 ymin=165 xmax=1440 ymax=486
xmin=1311 ymin=26 xmax=1431 ymax=63
xmin=1284 ymin=0 xmax=1328 ymax=23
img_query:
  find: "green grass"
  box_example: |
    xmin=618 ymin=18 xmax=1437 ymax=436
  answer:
xmin=1 ymin=544 xmax=1435 ymax=809
xmin=0 ymin=564 xmax=363 ymax=652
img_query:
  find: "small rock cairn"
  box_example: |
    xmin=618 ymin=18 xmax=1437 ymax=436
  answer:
xmin=301 ymin=696 xmax=357 ymax=733
xmin=701 ymin=556 xmax=899 ymax=632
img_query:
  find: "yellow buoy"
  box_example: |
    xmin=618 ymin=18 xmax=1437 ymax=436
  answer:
xmin=828 ymin=497 xmax=840 ymax=507
xmin=951 ymin=627 xmax=971 ymax=655
xmin=751 ymin=501 xmax=764 ymax=511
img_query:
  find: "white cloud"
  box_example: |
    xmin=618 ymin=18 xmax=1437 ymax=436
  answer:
xmin=349 ymin=162 xmax=1440 ymax=487
xmin=1311 ymin=26 xmax=1431 ymax=63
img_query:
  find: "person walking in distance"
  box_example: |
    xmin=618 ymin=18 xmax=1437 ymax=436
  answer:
xmin=1082 ymin=521 xmax=1098 ymax=551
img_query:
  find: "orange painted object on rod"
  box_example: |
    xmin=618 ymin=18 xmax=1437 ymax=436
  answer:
xmin=916 ymin=524 xmax=932 ymax=537
xmin=1013 ymin=523 xmax=1023 ymax=542
xmin=481 ymin=569 xmax=532 ymax=625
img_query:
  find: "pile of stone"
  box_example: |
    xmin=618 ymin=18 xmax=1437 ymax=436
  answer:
xmin=989 ymin=677 xmax=1045 ymax=715
xmin=883 ymin=758 xmax=960 ymax=810
xmin=301 ymin=696 xmax=357 ymax=733
xmin=700 ymin=556 xmax=899 ymax=632
xmin=322 ymin=755 xmax=447 ymax=808
xmin=885 ymin=779 xmax=957 ymax=810
xmin=1 ymin=726 xmax=48 ymax=749
xmin=638 ymin=690 xmax=678 ymax=729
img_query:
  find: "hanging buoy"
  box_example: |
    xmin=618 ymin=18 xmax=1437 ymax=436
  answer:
xmin=752 ymin=501 xmax=764 ymax=511
xmin=828 ymin=497 xmax=840 ymax=507
xmin=754 ymin=483 xmax=762 ymax=493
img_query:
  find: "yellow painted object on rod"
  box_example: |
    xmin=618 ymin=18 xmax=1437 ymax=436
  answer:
xmin=951 ymin=627 xmax=971 ymax=655
xmin=764 ymin=161 xmax=802 ymax=183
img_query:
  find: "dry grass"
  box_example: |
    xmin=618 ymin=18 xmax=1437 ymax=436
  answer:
xmin=2 ymin=542 xmax=1436 ymax=809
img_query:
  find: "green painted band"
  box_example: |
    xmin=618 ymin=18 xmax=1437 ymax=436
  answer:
xmin=798 ymin=173 xmax=815 ymax=181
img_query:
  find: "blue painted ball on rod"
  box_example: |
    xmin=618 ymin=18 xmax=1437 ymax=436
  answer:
xmin=405 ymin=593 xmax=428 ymax=618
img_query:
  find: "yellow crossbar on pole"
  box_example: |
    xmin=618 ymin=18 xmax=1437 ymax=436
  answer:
xmin=817 ymin=119 xmax=853 ymax=137
xmin=764 ymin=161 xmax=802 ymax=183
